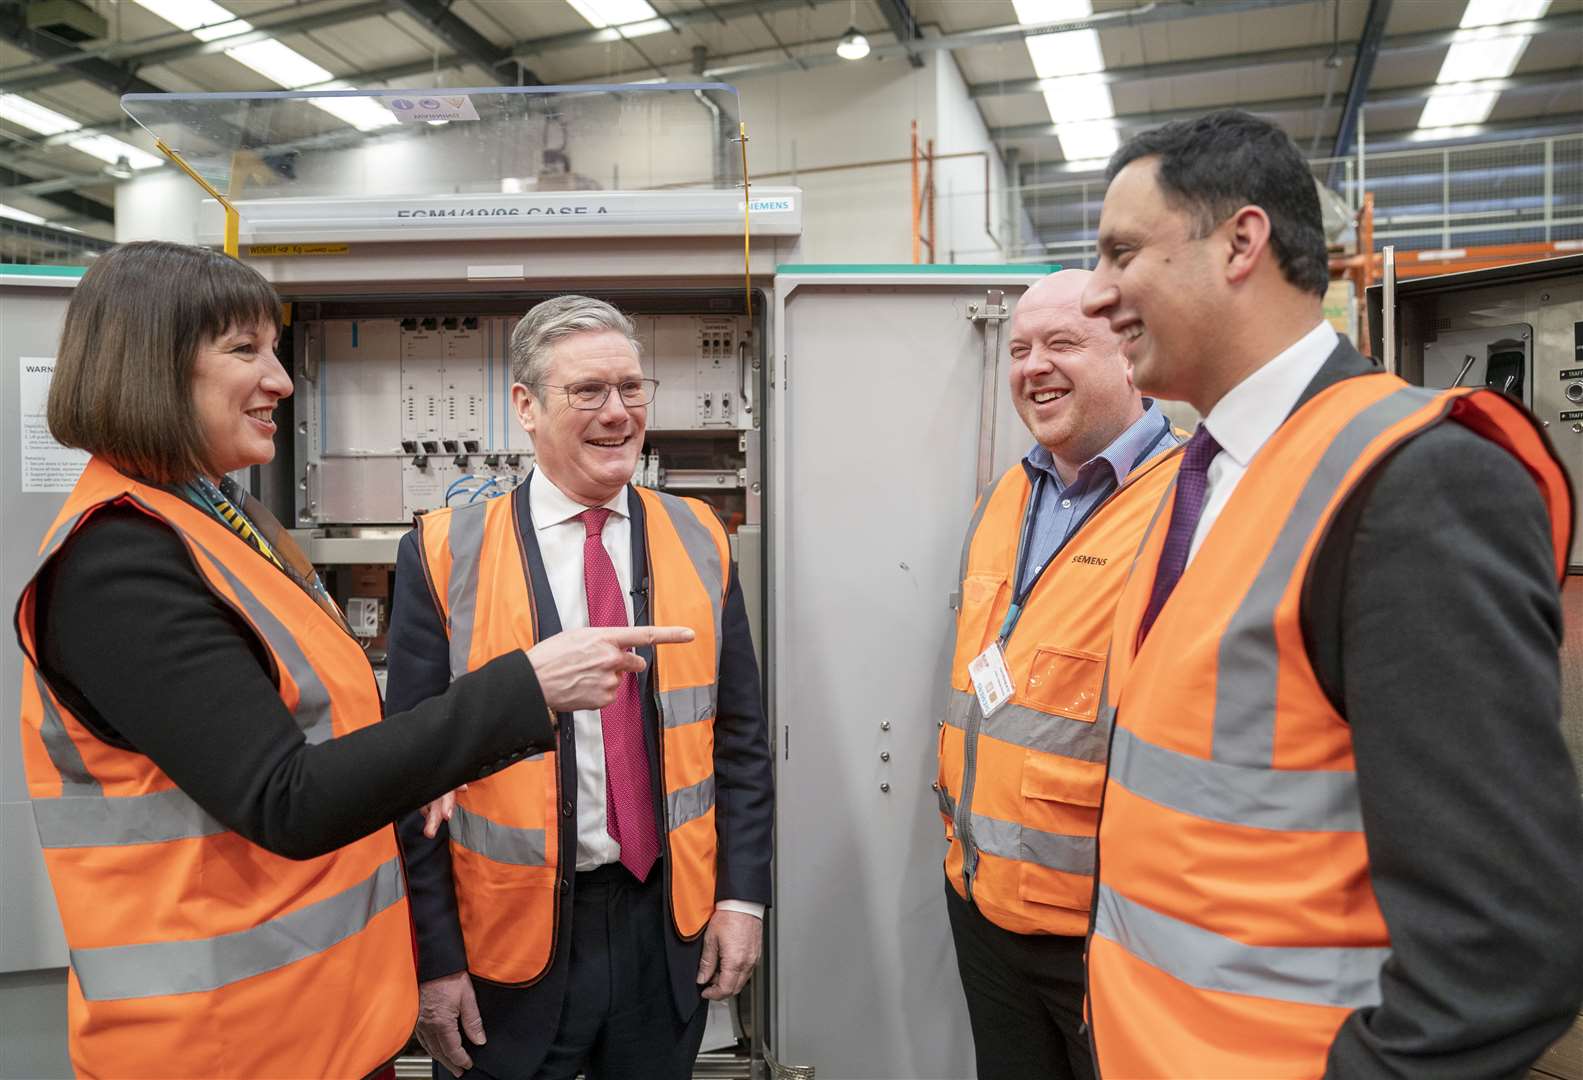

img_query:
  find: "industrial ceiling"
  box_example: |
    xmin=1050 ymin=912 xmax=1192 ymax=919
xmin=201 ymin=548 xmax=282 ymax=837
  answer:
xmin=1 ymin=0 xmax=1579 ymax=257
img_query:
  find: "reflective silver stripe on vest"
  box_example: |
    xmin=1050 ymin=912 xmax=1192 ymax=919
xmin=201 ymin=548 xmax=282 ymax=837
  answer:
xmin=33 ymin=670 xmax=101 ymax=796
xmin=40 ymin=510 xmax=85 ymax=561
xmin=1093 ymin=883 xmax=1388 ymax=1009
xmin=1108 ymin=726 xmax=1364 ymax=833
xmin=1212 ymin=386 xmax=1434 ymax=766
xmin=448 ymin=804 xmax=547 ymax=867
xmin=971 ymin=811 xmax=1095 ymax=876
xmin=652 ymin=491 xmax=724 ymax=659
xmin=445 ymin=503 xmax=488 ymax=681
xmin=937 ymin=785 xmax=956 ymax=819
xmin=30 ymin=513 xmax=101 ymax=795
xmin=953 ymin=483 xmax=1000 ymax=608
xmin=660 ymin=683 xmax=716 ymax=730
xmin=32 ymin=787 xmax=224 ymax=848
xmin=944 ymin=689 xmax=1111 ymax=764
xmin=203 ymin=553 xmax=335 ymax=746
xmin=666 ymin=775 xmax=715 ymax=831
xmin=70 ymin=855 xmax=407 ymax=1002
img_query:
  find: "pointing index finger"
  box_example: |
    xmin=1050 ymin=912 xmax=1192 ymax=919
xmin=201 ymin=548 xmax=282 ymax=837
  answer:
xmin=602 ymin=625 xmax=695 ymax=648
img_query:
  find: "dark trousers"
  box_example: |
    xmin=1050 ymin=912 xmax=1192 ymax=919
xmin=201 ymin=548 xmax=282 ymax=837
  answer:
xmin=531 ymin=863 xmax=707 ymax=1080
xmin=945 ymin=877 xmax=1095 ymax=1080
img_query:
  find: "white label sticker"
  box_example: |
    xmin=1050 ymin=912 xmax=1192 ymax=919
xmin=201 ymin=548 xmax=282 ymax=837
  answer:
xmin=386 ymin=94 xmax=481 ymax=124
xmin=967 ymin=642 xmax=1016 ymax=718
xmin=19 ymin=357 xmax=88 ymax=492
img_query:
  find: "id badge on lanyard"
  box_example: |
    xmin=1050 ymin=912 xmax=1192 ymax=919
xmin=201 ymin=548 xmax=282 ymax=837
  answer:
xmin=968 ymin=641 xmax=1015 ymax=718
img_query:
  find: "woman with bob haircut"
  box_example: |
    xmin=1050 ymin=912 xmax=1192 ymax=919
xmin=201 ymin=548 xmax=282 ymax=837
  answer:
xmin=14 ymin=240 xmax=690 ymax=1079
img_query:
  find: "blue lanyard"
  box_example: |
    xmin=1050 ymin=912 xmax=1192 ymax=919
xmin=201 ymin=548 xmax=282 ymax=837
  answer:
xmin=995 ymin=417 xmax=1177 ymax=645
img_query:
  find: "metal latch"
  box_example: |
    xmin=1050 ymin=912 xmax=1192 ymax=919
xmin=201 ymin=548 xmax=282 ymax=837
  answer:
xmin=966 ymin=289 xmax=1010 ymax=493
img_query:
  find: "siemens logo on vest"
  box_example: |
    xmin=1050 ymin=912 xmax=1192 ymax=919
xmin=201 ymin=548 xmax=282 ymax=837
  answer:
xmin=1072 ymin=554 xmax=1109 ymax=566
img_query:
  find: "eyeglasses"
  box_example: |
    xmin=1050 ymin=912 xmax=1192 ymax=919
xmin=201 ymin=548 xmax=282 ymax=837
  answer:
xmin=538 ymin=378 xmax=659 ymax=410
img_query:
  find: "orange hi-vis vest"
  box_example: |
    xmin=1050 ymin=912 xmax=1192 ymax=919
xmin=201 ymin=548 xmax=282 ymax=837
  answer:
xmin=14 ymin=457 xmax=417 ymax=1080
xmin=1089 ymin=376 xmax=1574 ymax=1079
xmin=415 ymin=480 xmax=728 ymax=984
xmin=938 ymin=444 xmax=1182 ymax=936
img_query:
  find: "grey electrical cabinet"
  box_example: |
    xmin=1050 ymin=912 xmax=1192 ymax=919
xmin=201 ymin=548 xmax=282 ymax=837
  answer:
xmin=1 ymin=268 xmax=79 ymax=1080
xmin=769 ymin=266 xmax=1052 ymax=1079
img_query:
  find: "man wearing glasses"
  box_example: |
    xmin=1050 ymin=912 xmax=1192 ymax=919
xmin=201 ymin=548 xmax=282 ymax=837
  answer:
xmin=387 ymin=295 xmax=774 ymax=1080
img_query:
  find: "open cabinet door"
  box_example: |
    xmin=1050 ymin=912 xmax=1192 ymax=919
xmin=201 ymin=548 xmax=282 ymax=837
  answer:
xmin=768 ymin=265 xmax=1053 ymax=1078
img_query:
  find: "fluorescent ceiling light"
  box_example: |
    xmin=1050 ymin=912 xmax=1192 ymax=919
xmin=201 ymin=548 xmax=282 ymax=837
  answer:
xmin=0 ymin=93 xmax=163 ymax=168
xmin=1439 ymin=31 xmax=1528 ymax=82
xmin=132 ymin=0 xmax=252 ymax=39
xmin=1417 ymin=0 xmax=1548 ymax=130
xmin=0 ymin=93 xmax=79 ymax=136
xmin=1460 ymin=0 xmax=1548 ymax=27
xmin=1015 ymin=0 xmax=1117 ymax=161
xmin=1042 ymin=74 xmax=1114 ymax=123
xmin=67 ymin=135 xmax=164 ymax=171
xmin=1418 ymin=86 xmax=1500 ymax=128
xmin=1011 ymin=0 xmax=1093 ymax=25
xmin=0 ymin=202 xmax=49 ymax=225
xmin=225 ymin=39 xmax=334 ymax=87
xmin=309 ymin=95 xmax=401 ymax=132
xmin=1055 ymin=119 xmax=1119 ymax=162
xmin=564 ymin=0 xmax=662 ymax=31
xmin=1025 ymin=30 xmax=1105 ymax=78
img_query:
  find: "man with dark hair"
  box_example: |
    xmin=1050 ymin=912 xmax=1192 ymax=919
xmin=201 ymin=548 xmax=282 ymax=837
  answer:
xmin=1080 ymin=109 xmax=1582 ymax=1078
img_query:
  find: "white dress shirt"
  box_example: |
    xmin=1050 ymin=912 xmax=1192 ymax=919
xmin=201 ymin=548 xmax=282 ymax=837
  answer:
xmin=529 ymin=468 xmax=761 ymax=918
xmin=1188 ymin=321 xmax=1339 ymax=564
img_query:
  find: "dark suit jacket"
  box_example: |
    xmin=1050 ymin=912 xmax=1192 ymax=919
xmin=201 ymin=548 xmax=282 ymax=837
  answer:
xmin=1283 ymin=341 xmax=1583 ymax=1079
xmin=387 ymin=476 xmax=773 ymax=1078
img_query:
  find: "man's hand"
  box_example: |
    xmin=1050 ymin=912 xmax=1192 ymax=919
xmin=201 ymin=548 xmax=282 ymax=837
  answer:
xmin=416 ymin=971 xmax=485 ymax=1078
xmin=526 ymin=625 xmax=694 ymax=712
xmin=420 ymin=785 xmax=466 ymax=839
xmin=695 ymin=908 xmax=762 ymax=1001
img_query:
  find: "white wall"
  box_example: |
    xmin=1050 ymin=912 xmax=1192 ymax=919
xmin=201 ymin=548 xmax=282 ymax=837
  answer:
xmin=734 ymin=53 xmax=935 ymax=265
xmin=933 ymin=54 xmax=1039 ymax=263
xmin=114 ymin=169 xmax=212 ymax=244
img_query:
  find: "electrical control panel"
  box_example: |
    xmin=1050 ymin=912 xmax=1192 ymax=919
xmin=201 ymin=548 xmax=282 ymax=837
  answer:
xmin=293 ymin=308 xmax=757 ymax=528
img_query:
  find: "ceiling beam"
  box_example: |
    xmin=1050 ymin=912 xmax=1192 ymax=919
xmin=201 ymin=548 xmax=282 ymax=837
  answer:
xmin=989 ymin=68 xmax=1583 ymax=141
xmin=0 ymin=5 xmax=165 ymax=97
xmin=0 ymin=162 xmax=112 ymax=222
xmin=1329 ymin=0 xmax=1393 ymax=170
xmin=873 ymin=0 xmax=925 ymax=68
xmin=387 ymin=0 xmax=533 ymax=84
xmin=967 ymin=13 xmax=1581 ymax=99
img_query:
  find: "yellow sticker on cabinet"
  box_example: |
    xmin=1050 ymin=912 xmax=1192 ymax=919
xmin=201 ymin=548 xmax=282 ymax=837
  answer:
xmin=247 ymin=244 xmax=350 ymax=257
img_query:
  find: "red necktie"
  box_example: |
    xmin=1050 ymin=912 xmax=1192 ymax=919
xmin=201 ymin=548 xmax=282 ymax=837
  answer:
xmin=579 ymin=508 xmax=659 ymax=882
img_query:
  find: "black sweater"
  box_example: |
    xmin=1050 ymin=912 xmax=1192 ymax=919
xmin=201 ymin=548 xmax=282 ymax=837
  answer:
xmin=29 ymin=505 xmax=556 ymax=860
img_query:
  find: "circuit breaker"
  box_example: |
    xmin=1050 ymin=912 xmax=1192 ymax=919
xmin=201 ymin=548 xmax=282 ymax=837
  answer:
xmin=294 ymin=308 xmax=756 ymax=529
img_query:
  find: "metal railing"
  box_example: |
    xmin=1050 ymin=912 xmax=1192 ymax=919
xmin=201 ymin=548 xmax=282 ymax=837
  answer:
xmin=944 ymin=133 xmax=1583 ymax=266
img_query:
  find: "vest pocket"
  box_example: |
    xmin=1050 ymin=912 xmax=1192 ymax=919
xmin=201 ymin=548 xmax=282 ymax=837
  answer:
xmin=1023 ymin=646 xmax=1105 ymax=723
xmin=1020 ymin=752 xmax=1105 ymax=810
xmin=951 ymin=575 xmax=1008 ymax=681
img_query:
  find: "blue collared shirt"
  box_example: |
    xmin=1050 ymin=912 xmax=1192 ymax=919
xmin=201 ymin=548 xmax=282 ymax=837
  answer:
xmin=1016 ymin=399 xmax=1177 ymax=594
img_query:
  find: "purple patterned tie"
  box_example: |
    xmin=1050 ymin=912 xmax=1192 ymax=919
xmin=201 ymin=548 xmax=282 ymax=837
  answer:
xmin=1137 ymin=426 xmax=1223 ymax=646
xmin=579 ymin=508 xmax=659 ymax=882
